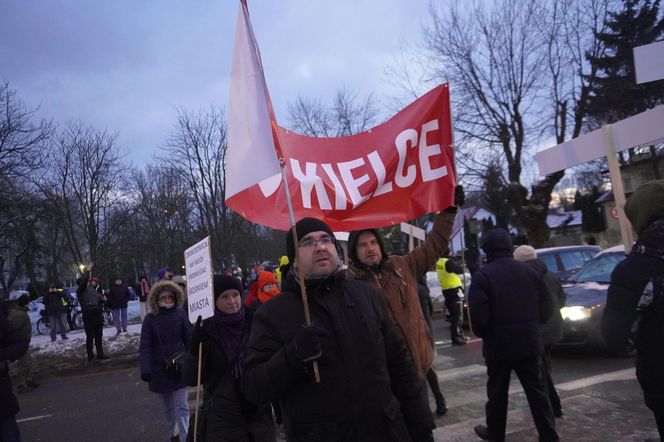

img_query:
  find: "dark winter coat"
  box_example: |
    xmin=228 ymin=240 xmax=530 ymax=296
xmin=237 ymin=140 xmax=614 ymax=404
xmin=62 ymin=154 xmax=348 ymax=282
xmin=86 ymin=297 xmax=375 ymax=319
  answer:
xmin=242 ymin=270 xmax=435 ymax=442
xmin=183 ymin=308 xmax=274 ymax=441
xmin=525 ymin=259 xmax=565 ymax=346
xmin=7 ymin=305 xmax=32 ymax=341
xmin=346 ymin=211 xmax=455 ymax=379
xmin=468 ymin=229 xmax=554 ymax=361
xmin=603 ymin=253 xmax=664 ymax=389
xmin=107 ymin=284 xmax=130 ymax=309
xmin=0 ymin=315 xmax=29 ymax=420
xmin=44 ymin=289 xmax=68 ymax=315
xmin=139 ymin=280 xmax=192 ymax=394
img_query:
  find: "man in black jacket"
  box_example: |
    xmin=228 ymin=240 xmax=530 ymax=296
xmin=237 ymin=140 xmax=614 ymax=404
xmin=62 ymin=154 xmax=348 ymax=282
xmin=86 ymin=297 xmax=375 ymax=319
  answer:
xmin=603 ymin=180 xmax=664 ymax=440
xmin=242 ymin=217 xmax=435 ymax=442
xmin=469 ymin=228 xmax=558 ymax=442
xmin=0 ymin=310 xmax=29 ymax=441
xmin=77 ymin=263 xmax=109 ymax=362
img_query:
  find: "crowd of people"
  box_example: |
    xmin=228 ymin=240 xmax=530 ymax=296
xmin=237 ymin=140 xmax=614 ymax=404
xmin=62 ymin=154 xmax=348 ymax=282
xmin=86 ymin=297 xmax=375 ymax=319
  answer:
xmin=1 ymin=181 xmax=663 ymax=442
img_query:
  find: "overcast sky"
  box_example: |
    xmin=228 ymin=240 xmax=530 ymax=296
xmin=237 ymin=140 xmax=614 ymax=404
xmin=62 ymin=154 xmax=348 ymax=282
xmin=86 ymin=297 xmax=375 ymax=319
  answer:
xmin=1 ymin=1 xmax=434 ymax=165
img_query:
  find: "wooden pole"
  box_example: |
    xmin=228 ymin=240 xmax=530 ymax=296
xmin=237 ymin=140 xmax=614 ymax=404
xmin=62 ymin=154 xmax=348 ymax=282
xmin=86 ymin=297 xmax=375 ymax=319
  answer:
xmin=193 ymin=341 xmax=203 ymax=442
xmin=602 ymin=125 xmax=635 ymax=253
xmin=281 ymin=165 xmax=320 ymax=383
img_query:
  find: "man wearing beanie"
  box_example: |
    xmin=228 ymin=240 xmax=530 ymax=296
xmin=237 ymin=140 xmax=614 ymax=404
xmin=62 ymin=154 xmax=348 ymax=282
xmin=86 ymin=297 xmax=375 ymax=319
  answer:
xmin=243 ymin=217 xmax=435 ymax=442
xmin=603 ymin=179 xmax=664 ymax=440
xmin=513 ymin=245 xmax=566 ymax=418
xmin=346 ymin=185 xmax=464 ymax=380
xmin=469 ymin=229 xmax=557 ymax=441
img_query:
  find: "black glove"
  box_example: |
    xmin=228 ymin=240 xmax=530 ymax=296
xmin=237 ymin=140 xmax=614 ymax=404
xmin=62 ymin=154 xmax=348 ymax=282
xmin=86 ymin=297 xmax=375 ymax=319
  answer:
xmin=293 ymin=324 xmax=325 ymax=364
xmin=190 ymin=316 xmax=203 ymax=350
xmin=141 ymin=373 xmax=152 ymax=383
xmin=444 ymin=185 xmax=465 ymax=213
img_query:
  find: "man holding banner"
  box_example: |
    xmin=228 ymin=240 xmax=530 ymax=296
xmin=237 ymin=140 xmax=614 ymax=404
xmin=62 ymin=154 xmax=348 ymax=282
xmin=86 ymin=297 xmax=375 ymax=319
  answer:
xmin=242 ymin=217 xmax=435 ymax=441
xmin=346 ymin=186 xmax=463 ymax=379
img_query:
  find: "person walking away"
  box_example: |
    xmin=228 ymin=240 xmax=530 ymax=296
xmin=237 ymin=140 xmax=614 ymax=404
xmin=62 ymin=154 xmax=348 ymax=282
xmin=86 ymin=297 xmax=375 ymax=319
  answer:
xmin=513 ymin=245 xmax=566 ymax=418
xmin=43 ymin=283 xmax=68 ymax=342
xmin=138 ymin=275 xmax=151 ymax=322
xmin=7 ymin=295 xmax=38 ymax=393
xmin=417 ymin=275 xmax=447 ymax=417
xmin=436 ymin=251 xmax=469 ymax=345
xmin=0 ymin=310 xmax=29 ymax=442
xmin=140 ymin=280 xmax=192 ymax=442
xmin=60 ymin=284 xmax=77 ymax=331
xmin=346 ymin=185 xmax=464 ymax=381
xmin=108 ymin=277 xmax=130 ymax=334
xmin=602 ymin=179 xmax=664 ymax=440
xmin=183 ymin=275 xmax=275 ymax=442
xmin=76 ymin=264 xmax=109 ymax=362
xmin=469 ymin=228 xmax=558 ymax=442
xmin=242 ymin=217 xmax=435 ymax=442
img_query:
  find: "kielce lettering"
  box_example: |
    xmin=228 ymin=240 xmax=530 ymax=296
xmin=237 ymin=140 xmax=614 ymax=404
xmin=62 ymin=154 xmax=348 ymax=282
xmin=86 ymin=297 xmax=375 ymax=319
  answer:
xmin=290 ymin=119 xmax=448 ymax=210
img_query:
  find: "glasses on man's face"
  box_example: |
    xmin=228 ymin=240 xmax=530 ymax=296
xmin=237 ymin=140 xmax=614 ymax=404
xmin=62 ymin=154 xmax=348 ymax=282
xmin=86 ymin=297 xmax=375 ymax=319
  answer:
xmin=298 ymin=235 xmax=334 ymax=249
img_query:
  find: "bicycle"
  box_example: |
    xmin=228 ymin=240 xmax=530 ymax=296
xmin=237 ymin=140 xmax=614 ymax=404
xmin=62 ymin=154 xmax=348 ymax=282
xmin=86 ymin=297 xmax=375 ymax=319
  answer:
xmin=36 ymin=310 xmax=50 ymax=335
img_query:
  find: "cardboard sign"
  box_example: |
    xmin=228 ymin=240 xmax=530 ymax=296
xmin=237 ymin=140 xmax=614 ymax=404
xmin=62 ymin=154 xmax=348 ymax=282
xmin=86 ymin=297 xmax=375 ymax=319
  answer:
xmin=184 ymin=236 xmax=214 ymax=323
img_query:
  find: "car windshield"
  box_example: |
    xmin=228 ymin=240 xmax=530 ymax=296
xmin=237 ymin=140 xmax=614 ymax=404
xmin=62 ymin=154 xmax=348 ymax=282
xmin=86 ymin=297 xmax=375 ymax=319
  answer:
xmin=572 ymin=252 xmax=625 ymax=283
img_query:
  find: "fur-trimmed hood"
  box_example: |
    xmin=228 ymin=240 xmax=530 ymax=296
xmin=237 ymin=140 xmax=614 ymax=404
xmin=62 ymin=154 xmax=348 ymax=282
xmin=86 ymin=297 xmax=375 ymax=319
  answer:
xmin=148 ymin=280 xmax=184 ymax=314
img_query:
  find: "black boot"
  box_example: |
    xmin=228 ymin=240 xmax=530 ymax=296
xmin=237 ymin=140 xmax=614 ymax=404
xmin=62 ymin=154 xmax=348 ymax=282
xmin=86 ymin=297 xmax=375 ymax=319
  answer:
xmin=435 ymin=397 xmax=448 ymax=416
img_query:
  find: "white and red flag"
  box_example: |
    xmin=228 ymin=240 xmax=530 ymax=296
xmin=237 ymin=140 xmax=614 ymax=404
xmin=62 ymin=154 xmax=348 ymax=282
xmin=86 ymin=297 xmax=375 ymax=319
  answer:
xmin=225 ymin=2 xmax=456 ymax=231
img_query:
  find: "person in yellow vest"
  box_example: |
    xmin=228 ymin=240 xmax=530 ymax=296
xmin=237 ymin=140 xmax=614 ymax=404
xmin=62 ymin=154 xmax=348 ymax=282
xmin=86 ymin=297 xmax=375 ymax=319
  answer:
xmin=275 ymin=255 xmax=289 ymax=287
xmin=436 ymin=251 xmax=469 ymax=345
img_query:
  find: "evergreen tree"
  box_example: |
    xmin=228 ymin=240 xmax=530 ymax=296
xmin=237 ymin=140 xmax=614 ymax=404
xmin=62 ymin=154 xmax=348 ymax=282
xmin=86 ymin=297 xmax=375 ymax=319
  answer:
xmin=586 ymin=0 xmax=664 ymax=125
xmin=483 ymin=162 xmax=512 ymax=230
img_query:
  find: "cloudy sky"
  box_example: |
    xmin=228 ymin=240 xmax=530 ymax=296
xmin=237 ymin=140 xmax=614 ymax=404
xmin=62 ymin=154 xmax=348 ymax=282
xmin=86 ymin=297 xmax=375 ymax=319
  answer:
xmin=1 ymin=1 xmax=435 ymax=165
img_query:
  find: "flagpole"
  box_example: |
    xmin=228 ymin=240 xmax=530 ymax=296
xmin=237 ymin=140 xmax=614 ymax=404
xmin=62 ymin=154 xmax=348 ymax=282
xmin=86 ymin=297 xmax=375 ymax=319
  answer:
xmin=446 ymin=79 xmax=473 ymax=338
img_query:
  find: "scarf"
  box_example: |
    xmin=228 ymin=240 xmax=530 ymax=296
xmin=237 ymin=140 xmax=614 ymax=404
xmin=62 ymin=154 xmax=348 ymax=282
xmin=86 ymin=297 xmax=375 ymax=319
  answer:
xmin=258 ymin=287 xmax=280 ymax=303
xmin=208 ymin=307 xmax=246 ymax=379
xmin=631 ymin=217 xmax=664 ymax=261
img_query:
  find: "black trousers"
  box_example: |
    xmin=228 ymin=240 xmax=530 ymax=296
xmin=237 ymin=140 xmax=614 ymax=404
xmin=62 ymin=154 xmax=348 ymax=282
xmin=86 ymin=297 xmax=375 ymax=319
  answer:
xmin=485 ymin=356 xmax=558 ymax=442
xmin=443 ymin=288 xmax=464 ymax=340
xmin=426 ymin=367 xmax=445 ymax=404
xmin=642 ymin=381 xmax=664 ymax=439
xmin=82 ymin=311 xmax=104 ymax=359
xmin=542 ymin=344 xmax=562 ymax=415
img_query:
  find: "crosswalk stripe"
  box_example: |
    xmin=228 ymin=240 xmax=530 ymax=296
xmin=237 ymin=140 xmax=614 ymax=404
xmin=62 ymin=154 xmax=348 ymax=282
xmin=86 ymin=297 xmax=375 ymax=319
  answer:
xmin=435 ymin=364 xmax=486 ymax=382
xmin=17 ymin=414 xmax=53 ymax=423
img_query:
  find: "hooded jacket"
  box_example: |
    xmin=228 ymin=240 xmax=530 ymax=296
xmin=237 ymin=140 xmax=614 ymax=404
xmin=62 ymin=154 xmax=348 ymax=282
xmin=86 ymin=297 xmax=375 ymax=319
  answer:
xmin=523 ymin=259 xmax=565 ymax=346
xmin=468 ymin=228 xmax=554 ymax=360
xmin=346 ymin=211 xmax=455 ymax=379
xmin=139 ymin=280 xmax=191 ymax=393
xmin=242 ymin=270 xmax=435 ymax=442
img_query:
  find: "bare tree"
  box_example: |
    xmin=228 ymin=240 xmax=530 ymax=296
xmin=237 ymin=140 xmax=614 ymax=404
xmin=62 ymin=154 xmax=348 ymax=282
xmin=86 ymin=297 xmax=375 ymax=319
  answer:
xmin=417 ymin=0 xmax=614 ymax=246
xmin=288 ymin=88 xmax=379 ymax=136
xmin=47 ymin=121 xmax=130 ymax=279
xmin=161 ymin=106 xmax=251 ymax=271
xmin=0 ymin=80 xmax=53 ymax=292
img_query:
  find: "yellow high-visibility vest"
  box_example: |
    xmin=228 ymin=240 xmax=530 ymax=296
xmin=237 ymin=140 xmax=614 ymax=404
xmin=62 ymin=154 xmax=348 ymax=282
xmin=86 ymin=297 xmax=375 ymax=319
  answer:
xmin=436 ymin=257 xmax=462 ymax=289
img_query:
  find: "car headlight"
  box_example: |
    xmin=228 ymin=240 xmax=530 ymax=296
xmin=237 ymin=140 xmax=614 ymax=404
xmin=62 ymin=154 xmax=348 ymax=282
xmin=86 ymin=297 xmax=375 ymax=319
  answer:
xmin=560 ymin=306 xmax=592 ymax=321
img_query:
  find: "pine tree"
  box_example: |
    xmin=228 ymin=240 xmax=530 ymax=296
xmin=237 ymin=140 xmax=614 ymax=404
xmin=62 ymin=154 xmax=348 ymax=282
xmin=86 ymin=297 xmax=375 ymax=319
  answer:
xmin=586 ymin=0 xmax=664 ymax=125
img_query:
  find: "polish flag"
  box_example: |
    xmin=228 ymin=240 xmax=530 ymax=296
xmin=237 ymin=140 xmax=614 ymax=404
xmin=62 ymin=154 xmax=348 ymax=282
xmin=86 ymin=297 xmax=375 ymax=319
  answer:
xmin=226 ymin=0 xmax=282 ymax=202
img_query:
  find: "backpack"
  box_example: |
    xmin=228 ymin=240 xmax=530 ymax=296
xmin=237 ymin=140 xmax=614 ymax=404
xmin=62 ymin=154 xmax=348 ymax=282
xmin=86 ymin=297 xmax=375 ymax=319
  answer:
xmin=80 ymin=288 xmax=101 ymax=313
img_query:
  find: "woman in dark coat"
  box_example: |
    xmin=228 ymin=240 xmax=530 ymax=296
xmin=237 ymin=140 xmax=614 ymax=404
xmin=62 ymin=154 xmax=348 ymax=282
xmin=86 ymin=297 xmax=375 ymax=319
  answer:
xmin=139 ymin=280 xmax=192 ymax=442
xmin=184 ymin=274 xmax=275 ymax=442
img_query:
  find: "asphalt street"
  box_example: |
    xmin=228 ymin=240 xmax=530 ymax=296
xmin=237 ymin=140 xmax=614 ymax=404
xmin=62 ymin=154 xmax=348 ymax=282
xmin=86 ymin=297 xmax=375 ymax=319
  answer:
xmin=13 ymin=313 xmax=661 ymax=442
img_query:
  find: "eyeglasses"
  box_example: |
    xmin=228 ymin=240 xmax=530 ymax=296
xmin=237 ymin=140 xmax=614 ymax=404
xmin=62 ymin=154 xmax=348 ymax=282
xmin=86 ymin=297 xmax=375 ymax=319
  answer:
xmin=298 ymin=235 xmax=334 ymax=249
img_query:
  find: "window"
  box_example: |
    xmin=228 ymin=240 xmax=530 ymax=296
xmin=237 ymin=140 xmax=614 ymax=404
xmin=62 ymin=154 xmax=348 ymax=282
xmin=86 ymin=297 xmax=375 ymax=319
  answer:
xmin=574 ymin=253 xmax=625 ymax=283
xmin=539 ymin=253 xmax=559 ymax=273
xmin=559 ymin=251 xmax=593 ymax=271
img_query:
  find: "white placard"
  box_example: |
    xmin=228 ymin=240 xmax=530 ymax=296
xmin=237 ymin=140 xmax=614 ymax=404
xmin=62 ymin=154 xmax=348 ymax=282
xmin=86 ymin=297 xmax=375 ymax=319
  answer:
xmin=184 ymin=236 xmax=214 ymax=323
xmin=634 ymin=41 xmax=664 ymax=84
xmin=400 ymin=222 xmax=426 ymax=241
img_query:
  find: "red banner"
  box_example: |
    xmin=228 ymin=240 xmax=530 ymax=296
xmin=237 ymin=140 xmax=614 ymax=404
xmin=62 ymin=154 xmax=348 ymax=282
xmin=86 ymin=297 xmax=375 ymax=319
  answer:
xmin=226 ymin=84 xmax=456 ymax=231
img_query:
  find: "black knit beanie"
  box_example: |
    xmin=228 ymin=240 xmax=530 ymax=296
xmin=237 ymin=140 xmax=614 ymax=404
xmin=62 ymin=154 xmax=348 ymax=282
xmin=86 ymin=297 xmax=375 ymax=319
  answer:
xmin=286 ymin=217 xmax=335 ymax=262
xmin=212 ymin=274 xmax=243 ymax=301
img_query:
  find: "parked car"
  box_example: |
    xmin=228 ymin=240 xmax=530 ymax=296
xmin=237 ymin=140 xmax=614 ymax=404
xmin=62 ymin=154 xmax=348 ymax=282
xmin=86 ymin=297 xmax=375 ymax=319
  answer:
xmin=536 ymin=245 xmax=601 ymax=281
xmin=557 ymin=245 xmax=626 ymax=348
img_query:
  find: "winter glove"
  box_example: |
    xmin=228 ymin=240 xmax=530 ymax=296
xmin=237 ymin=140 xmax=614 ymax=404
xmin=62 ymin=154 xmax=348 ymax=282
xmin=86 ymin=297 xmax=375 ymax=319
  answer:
xmin=141 ymin=373 xmax=152 ymax=383
xmin=444 ymin=185 xmax=465 ymax=213
xmin=190 ymin=316 xmax=204 ymax=351
xmin=293 ymin=324 xmax=325 ymax=364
